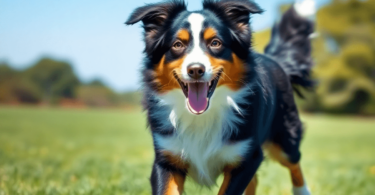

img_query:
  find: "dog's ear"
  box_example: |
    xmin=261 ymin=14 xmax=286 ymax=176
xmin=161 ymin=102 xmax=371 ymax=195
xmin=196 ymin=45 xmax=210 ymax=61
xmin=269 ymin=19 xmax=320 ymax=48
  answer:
xmin=203 ymin=0 xmax=263 ymax=26
xmin=126 ymin=1 xmax=187 ymax=38
xmin=203 ymin=0 xmax=263 ymax=48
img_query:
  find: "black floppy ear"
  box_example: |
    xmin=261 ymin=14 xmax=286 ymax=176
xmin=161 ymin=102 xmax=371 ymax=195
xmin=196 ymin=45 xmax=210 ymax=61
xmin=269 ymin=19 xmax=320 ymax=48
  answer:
xmin=125 ymin=1 xmax=186 ymax=37
xmin=203 ymin=0 xmax=263 ymax=25
xmin=203 ymin=0 xmax=263 ymax=49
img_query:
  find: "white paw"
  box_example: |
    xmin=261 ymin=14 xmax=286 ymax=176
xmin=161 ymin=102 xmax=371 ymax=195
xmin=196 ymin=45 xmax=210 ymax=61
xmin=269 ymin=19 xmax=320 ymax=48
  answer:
xmin=293 ymin=184 xmax=311 ymax=195
xmin=294 ymin=0 xmax=316 ymax=18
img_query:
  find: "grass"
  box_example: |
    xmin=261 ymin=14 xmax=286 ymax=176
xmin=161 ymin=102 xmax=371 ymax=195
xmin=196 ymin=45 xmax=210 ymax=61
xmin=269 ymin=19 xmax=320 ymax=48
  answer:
xmin=0 ymin=106 xmax=374 ymax=195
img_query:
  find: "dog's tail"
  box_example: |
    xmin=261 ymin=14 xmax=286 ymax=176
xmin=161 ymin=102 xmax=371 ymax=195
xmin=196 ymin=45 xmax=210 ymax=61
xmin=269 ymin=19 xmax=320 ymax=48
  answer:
xmin=264 ymin=0 xmax=316 ymax=96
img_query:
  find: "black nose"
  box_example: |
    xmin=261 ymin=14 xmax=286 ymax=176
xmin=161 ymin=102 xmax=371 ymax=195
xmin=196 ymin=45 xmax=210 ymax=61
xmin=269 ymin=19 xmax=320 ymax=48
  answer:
xmin=187 ymin=64 xmax=205 ymax=80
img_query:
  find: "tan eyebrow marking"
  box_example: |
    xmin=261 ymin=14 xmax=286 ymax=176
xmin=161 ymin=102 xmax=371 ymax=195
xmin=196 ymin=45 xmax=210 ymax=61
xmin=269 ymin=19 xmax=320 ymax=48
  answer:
xmin=203 ymin=27 xmax=217 ymax=40
xmin=177 ymin=29 xmax=190 ymax=42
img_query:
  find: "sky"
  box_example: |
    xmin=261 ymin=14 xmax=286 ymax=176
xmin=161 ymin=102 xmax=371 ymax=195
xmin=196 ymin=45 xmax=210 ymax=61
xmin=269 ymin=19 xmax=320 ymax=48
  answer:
xmin=0 ymin=0 xmax=330 ymax=92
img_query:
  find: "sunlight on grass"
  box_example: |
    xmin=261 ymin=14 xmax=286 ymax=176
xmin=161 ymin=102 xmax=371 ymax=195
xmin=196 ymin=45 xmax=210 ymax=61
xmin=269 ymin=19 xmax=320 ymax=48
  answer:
xmin=0 ymin=107 xmax=374 ymax=194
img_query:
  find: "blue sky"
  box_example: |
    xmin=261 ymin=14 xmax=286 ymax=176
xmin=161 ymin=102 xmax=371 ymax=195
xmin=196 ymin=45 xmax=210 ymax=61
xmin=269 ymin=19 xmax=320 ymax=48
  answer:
xmin=0 ymin=0 xmax=330 ymax=91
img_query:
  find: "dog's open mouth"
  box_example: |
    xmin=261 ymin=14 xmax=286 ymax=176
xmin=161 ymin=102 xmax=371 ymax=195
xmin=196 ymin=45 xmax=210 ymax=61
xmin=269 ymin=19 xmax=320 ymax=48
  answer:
xmin=174 ymin=69 xmax=223 ymax=115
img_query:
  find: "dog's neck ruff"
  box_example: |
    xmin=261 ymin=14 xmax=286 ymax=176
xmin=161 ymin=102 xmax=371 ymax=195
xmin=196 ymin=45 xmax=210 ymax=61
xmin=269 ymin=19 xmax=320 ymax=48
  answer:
xmin=154 ymin=86 xmax=252 ymax=186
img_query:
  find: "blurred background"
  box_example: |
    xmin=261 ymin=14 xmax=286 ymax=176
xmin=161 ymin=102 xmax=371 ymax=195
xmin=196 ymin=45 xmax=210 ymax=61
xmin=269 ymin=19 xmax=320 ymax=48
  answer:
xmin=0 ymin=0 xmax=374 ymax=194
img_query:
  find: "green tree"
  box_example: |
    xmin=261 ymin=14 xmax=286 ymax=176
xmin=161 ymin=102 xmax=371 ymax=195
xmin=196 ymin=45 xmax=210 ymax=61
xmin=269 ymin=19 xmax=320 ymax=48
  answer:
xmin=24 ymin=58 xmax=80 ymax=104
xmin=0 ymin=63 xmax=41 ymax=103
xmin=76 ymin=79 xmax=119 ymax=107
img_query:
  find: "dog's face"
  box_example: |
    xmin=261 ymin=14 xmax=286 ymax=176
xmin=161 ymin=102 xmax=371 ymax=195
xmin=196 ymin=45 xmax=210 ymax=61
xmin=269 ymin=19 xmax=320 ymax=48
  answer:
xmin=126 ymin=0 xmax=262 ymax=115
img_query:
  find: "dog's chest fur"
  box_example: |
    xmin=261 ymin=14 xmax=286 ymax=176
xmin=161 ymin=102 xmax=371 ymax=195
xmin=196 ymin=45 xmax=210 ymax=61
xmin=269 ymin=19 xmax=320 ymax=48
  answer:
xmin=154 ymin=87 xmax=251 ymax=186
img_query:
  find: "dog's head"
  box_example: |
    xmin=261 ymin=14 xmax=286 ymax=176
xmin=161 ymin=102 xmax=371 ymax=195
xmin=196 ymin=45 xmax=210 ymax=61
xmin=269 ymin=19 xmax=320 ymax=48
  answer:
xmin=126 ymin=0 xmax=262 ymax=115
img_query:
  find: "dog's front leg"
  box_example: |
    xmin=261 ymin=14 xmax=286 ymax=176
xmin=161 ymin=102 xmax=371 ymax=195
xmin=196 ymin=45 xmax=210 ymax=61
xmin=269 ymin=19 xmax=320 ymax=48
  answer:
xmin=150 ymin=160 xmax=186 ymax=195
xmin=218 ymin=147 xmax=263 ymax=195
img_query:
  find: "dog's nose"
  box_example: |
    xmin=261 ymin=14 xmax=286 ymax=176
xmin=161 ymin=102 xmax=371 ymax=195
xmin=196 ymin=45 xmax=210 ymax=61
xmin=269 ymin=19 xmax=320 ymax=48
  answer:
xmin=187 ymin=64 xmax=205 ymax=80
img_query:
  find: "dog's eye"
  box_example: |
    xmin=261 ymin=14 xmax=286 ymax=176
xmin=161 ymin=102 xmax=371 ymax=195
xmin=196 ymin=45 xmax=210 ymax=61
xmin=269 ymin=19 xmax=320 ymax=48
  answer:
xmin=210 ymin=39 xmax=222 ymax=48
xmin=173 ymin=41 xmax=185 ymax=50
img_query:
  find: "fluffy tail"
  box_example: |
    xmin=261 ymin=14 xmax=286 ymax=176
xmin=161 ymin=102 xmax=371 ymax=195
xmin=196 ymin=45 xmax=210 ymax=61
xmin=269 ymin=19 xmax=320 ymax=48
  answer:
xmin=265 ymin=0 xmax=316 ymax=95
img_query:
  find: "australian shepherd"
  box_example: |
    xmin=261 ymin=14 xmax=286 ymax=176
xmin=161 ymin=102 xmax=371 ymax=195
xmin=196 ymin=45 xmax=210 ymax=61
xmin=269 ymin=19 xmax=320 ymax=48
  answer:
xmin=126 ymin=0 xmax=315 ymax=194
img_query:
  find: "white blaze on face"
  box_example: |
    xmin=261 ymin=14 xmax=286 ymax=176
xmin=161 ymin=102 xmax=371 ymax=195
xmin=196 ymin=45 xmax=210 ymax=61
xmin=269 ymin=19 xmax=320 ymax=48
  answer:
xmin=181 ymin=13 xmax=213 ymax=82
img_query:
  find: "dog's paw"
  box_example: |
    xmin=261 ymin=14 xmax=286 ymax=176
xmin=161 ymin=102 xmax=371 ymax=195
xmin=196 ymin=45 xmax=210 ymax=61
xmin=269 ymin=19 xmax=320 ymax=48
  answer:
xmin=293 ymin=184 xmax=311 ymax=195
xmin=294 ymin=0 xmax=316 ymax=18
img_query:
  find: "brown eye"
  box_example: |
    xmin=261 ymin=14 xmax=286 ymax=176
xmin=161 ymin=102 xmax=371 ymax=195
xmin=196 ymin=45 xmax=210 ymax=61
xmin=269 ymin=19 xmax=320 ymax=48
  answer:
xmin=210 ymin=39 xmax=222 ymax=48
xmin=173 ymin=41 xmax=184 ymax=49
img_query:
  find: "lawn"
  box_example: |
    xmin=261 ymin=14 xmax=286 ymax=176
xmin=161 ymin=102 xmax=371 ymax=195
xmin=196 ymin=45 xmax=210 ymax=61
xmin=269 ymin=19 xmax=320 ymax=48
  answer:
xmin=0 ymin=106 xmax=374 ymax=195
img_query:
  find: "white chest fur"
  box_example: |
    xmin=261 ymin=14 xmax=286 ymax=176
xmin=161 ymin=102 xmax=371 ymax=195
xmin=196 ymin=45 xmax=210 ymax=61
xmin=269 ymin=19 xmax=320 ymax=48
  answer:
xmin=155 ymin=133 xmax=250 ymax=186
xmin=154 ymin=86 xmax=252 ymax=186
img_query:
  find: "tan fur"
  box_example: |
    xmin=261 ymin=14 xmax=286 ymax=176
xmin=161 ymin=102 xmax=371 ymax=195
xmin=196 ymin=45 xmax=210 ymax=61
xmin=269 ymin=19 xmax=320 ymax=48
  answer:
xmin=177 ymin=29 xmax=190 ymax=43
xmin=203 ymin=27 xmax=217 ymax=41
xmin=154 ymin=55 xmax=185 ymax=93
xmin=244 ymin=175 xmax=258 ymax=195
xmin=218 ymin=166 xmax=233 ymax=195
xmin=208 ymin=53 xmax=247 ymax=90
xmin=290 ymin=164 xmax=305 ymax=187
xmin=263 ymin=142 xmax=305 ymax=187
xmin=162 ymin=151 xmax=189 ymax=171
xmin=165 ymin=172 xmax=185 ymax=195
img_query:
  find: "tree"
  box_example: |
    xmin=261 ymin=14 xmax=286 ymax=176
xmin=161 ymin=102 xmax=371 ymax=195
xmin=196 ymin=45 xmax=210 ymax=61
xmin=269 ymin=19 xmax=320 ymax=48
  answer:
xmin=0 ymin=63 xmax=41 ymax=103
xmin=76 ymin=79 xmax=119 ymax=107
xmin=23 ymin=58 xmax=80 ymax=104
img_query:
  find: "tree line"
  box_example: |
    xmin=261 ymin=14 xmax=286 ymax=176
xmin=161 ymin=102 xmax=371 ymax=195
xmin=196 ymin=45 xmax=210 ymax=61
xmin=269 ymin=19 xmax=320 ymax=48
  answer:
xmin=0 ymin=58 xmax=141 ymax=107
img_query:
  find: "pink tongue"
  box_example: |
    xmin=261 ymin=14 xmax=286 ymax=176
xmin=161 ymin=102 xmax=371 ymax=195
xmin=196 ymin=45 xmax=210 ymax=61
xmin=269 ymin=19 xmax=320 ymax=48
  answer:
xmin=187 ymin=82 xmax=209 ymax=114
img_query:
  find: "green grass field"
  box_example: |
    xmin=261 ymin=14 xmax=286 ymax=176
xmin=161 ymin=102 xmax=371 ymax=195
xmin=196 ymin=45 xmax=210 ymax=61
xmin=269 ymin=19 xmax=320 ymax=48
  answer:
xmin=0 ymin=106 xmax=374 ymax=195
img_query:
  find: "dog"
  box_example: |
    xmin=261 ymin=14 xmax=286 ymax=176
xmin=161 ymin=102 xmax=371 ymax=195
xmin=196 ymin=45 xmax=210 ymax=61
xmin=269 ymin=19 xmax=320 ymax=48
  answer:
xmin=126 ymin=0 xmax=315 ymax=194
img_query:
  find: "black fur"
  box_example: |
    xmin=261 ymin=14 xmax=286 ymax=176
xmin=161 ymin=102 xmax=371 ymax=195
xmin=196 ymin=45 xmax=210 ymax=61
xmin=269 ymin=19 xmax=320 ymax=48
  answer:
xmin=126 ymin=0 xmax=314 ymax=194
xmin=265 ymin=7 xmax=315 ymax=96
xmin=126 ymin=0 xmax=188 ymax=64
xmin=203 ymin=0 xmax=263 ymax=58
